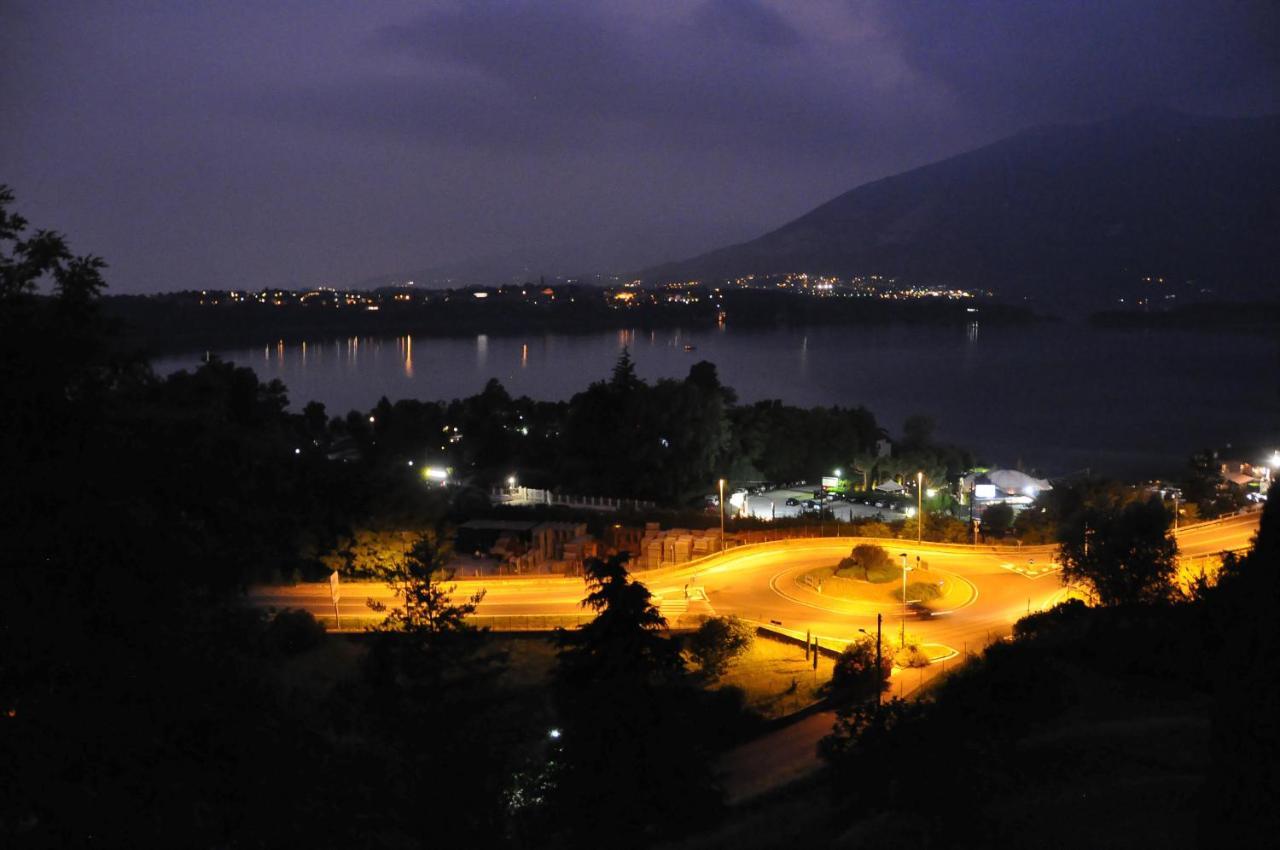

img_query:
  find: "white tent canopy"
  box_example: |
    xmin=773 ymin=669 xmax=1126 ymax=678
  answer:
xmin=875 ymin=480 xmax=906 ymax=493
xmin=962 ymin=469 xmax=1052 ymax=497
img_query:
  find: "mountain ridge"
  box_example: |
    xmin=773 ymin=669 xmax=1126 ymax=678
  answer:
xmin=642 ymin=109 xmax=1280 ymax=307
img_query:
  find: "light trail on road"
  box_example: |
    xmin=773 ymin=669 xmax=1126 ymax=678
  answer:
xmin=248 ymin=512 xmax=1260 ymax=648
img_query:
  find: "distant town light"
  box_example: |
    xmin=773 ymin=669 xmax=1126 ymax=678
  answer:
xmin=507 ymin=475 xmax=517 ymax=487
xmin=548 ymin=728 xmax=562 ymax=740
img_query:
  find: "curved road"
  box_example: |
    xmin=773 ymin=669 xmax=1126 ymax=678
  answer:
xmin=250 ymin=511 xmax=1260 ymax=653
xmin=247 ymin=511 xmax=1259 ymax=804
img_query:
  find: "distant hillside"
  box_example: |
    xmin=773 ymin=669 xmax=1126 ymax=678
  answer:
xmin=644 ymin=109 xmax=1280 ymax=307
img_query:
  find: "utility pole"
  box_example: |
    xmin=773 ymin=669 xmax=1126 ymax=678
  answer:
xmin=860 ymin=615 xmax=886 ymax=705
xmin=876 ymin=612 xmax=883 ymax=705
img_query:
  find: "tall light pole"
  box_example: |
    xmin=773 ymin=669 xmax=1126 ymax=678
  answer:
xmin=718 ymin=478 xmax=726 ymax=549
xmin=916 ymin=470 xmax=924 ymax=543
xmin=1173 ymin=493 xmax=1179 ymax=531
xmin=899 ymin=551 xmax=909 ymax=646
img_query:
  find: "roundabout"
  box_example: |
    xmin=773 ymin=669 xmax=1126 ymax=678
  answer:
xmin=248 ymin=515 xmax=1259 ymax=667
xmin=776 ymin=561 xmax=976 ymax=616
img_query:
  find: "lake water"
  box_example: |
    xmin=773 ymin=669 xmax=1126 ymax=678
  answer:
xmin=154 ymin=321 xmax=1280 ymax=478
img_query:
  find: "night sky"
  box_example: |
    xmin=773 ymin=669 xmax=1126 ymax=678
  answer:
xmin=3 ymin=1 xmax=1277 ymax=293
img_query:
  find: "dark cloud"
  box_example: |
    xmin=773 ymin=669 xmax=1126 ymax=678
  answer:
xmin=876 ymin=0 xmax=1280 ymax=122
xmin=272 ymin=2 xmax=895 ymax=154
xmin=693 ymin=0 xmax=803 ymax=48
xmin=2 ymin=1 xmax=1275 ymax=293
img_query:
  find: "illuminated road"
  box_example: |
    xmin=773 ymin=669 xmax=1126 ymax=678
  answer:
xmin=249 ymin=510 xmax=1260 ymax=646
xmin=1172 ymin=512 xmax=1260 ymax=558
xmin=247 ymin=510 xmax=1259 ymax=804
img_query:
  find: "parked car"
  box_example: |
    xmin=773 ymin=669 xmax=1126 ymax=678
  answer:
xmin=785 ymin=497 xmax=800 ymax=506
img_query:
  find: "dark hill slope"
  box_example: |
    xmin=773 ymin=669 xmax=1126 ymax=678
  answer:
xmin=645 ymin=110 xmax=1280 ymax=305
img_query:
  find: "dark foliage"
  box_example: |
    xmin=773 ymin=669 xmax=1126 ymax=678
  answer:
xmin=686 ymin=615 xmax=755 ymax=679
xmin=1058 ymin=496 xmax=1178 ymax=606
xmin=541 ymin=555 xmax=724 ymax=847
xmin=830 ymin=635 xmax=892 ymax=700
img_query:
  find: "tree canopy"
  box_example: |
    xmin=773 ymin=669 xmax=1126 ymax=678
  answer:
xmin=1058 ymin=497 xmax=1178 ymax=606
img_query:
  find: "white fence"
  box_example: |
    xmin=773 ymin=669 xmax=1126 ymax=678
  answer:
xmin=490 ymin=486 xmax=656 ymax=513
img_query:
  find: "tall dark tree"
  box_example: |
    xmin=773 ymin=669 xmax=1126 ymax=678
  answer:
xmin=1201 ymin=496 xmax=1280 ymax=845
xmin=0 ymin=186 xmax=372 ymax=846
xmin=981 ymin=502 xmax=1015 ymax=537
xmin=547 ymin=555 xmax=720 ymax=847
xmin=353 ymin=528 xmax=515 ymax=846
xmin=1058 ymin=496 xmax=1178 ymax=606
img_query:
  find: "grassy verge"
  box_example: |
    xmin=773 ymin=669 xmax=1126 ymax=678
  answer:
xmin=714 ymin=635 xmax=836 ymax=719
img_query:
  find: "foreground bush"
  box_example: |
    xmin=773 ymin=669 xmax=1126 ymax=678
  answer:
xmin=831 ymin=635 xmax=892 ymax=699
xmin=262 ymin=608 xmax=327 ymax=655
xmin=687 ymin=615 xmax=755 ymax=679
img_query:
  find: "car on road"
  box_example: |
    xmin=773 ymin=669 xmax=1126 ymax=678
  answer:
xmin=908 ymin=601 xmax=934 ymax=619
xmin=785 ymin=497 xmax=800 ymax=506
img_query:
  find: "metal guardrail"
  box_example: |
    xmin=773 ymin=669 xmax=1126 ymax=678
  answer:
xmin=1173 ymin=506 xmax=1263 ymax=533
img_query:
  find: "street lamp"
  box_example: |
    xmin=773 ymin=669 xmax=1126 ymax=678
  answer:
xmin=899 ymin=551 xmax=909 ymax=646
xmin=916 ymin=471 xmax=924 ymax=543
xmin=718 ymin=478 xmax=726 ymax=549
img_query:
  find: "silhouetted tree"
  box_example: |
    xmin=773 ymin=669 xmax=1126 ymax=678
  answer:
xmin=982 ymin=502 xmax=1015 ymax=537
xmin=686 ymin=615 xmax=754 ymax=679
xmin=1058 ymin=497 xmax=1178 ymax=605
xmin=1202 ymin=496 xmax=1280 ymax=844
xmin=547 ymin=555 xmax=720 ymax=847
xmin=830 ymin=635 xmax=892 ymax=700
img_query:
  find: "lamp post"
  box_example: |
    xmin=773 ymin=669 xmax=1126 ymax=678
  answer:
xmin=899 ymin=552 xmax=909 ymax=646
xmin=916 ymin=470 xmax=924 ymax=543
xmin=718 ymin=478 xmax=726 ymax=548
xmin=1173 ymin=493 xmax=1179 ymax=531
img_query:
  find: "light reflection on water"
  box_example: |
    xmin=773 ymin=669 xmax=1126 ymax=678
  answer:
xmin=157 ymin=322 xmax=1279 ymax=476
